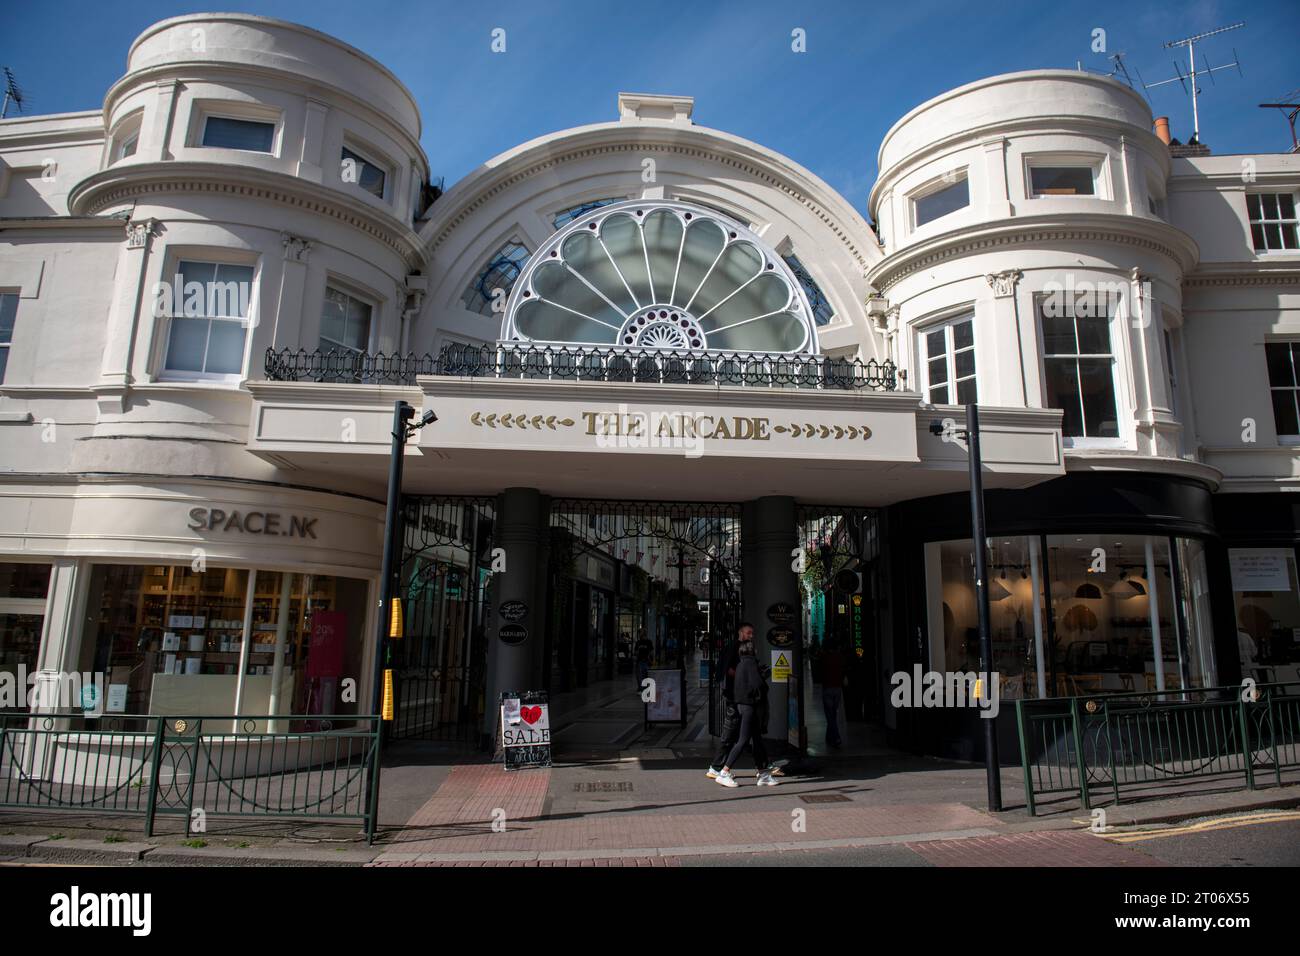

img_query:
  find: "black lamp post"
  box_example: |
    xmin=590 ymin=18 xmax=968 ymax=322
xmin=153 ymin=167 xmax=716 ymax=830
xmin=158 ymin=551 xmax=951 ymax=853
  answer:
xmin=930 ymin=403 xmax=1002 ymax=812
xmin=370 ymin=400 xmax=437 ymax=733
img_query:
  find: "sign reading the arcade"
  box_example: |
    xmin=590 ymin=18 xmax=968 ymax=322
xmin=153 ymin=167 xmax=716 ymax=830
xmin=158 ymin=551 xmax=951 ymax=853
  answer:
xmin=462 ymin=402 xmax=887 ymax=460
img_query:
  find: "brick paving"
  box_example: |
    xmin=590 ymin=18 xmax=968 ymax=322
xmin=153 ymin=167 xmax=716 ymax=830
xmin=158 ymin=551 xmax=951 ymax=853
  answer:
xmin=376 ymin=776 xmax=999 ymax=860
xmin=371 ymin=857 xmax=679 ymax=867
xmin=905 ymin=829 xmax=1161 ymax=867
xmin=400 ymin=762 xmax=550 ymax=828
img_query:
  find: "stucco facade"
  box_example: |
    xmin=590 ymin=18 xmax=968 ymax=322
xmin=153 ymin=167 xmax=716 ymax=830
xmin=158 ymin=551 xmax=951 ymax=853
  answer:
xmin=2 ymin=14 xmax=1298 ymax=754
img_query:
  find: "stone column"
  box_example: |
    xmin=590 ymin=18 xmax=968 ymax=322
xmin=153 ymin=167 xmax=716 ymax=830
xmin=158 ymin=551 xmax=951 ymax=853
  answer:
xmin=483 ymin=488 xmax=548 ymax=739
xmin=96 ymin=219 xmax=159 ymax=412
xmin=741 ymin=496 xmax=800 ymax=740
xmin=985 ymin=269 xmax=1028 ymax=406
xmin=273 ymin=233 xmax=311 ymax=348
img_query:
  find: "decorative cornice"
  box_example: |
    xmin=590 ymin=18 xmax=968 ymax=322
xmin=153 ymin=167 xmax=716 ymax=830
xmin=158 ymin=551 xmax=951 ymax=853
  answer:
xmin=422 ymin=130 xmax=877 ymax=270
xmin=868 ymin=214 xmax=1199 ymax=294
xmin=68 ymin=163 xmax=426 ymax=269
xmin=415 ymin=375 xmax=920 ymax=411
xmin=1182 ymin=262 xmax=1300 ymax=288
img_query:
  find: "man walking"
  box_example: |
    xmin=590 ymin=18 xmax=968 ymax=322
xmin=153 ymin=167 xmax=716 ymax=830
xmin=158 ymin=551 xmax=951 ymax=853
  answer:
xmin=705 ymin=622 xmax=748 ymax=779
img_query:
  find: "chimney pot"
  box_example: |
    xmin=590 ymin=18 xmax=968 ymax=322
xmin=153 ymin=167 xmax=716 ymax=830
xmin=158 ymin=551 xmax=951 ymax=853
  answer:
xmin=1154 ymin=117 xmax=1171 ymax=145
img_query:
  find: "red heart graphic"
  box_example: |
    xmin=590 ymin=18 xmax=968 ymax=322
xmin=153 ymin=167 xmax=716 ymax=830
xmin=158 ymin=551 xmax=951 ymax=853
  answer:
xmin=520 ymin=705 xmax=541 ymax=725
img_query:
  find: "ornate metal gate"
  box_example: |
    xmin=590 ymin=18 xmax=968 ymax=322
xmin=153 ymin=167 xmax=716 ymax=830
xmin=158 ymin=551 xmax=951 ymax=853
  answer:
xmin=391 ymin=496 xmax=496 ymax=743
xmin=549 ymin=499 xmax=742 ymax=734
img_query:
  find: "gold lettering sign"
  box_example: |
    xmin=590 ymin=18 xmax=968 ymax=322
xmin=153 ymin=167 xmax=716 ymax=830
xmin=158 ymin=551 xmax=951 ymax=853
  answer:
xmin=581 ymin=411 xmax=772 ymax=441
xmin=469 ymin=409 xmax=871 ymax=443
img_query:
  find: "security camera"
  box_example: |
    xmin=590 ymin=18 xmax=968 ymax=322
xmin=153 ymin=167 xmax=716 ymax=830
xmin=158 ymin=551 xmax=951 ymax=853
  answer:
xmin=418 ymin=408 xmax=438 ymax=427
xmin=928 ymin=419 xmax=944 ymax=436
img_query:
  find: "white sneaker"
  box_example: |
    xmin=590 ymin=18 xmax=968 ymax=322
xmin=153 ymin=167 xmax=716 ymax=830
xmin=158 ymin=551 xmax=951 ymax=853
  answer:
xmin=714 ymin=770 xmax=738 ymax=788
xmin=706 ymin=766 xmax=720 ymax=779
xmin=756 ymin=772 xmax=779 ymax=787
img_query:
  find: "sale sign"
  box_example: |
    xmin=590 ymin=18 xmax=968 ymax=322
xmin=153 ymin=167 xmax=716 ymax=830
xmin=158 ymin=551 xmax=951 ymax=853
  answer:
xmin=502 ymin=700 xmax=550 ymax=746
xmin=500 ymin=693 xmax=552 ymax=769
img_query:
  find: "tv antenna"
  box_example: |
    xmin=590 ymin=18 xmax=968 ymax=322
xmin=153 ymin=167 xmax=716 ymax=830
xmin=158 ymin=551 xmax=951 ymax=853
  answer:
xmin=1259 ymin=88 xmax=1300 ymax=153
xmin=2 ymin=67 xmax=26 ymax=119
xmin=1077 ymin=51 xmax=1139 ymax=90
xmin=1144 ymin=21 xmax=1245 ymax=142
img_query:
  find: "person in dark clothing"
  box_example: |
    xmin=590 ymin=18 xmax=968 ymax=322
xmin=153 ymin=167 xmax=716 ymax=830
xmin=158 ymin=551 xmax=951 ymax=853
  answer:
xmin=820 ymin=636 xmax=847 ymax=747
xmin=634 ymin=631 xmax=653 ymax=688
xmin=714 ymin=640 xmax=778 ymax=788
xmin=707 ymin=622 xmax=750 ymax=778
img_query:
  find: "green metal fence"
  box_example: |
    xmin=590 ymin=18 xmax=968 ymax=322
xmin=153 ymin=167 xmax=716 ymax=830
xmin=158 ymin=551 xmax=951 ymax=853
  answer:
xmin=1015 ymin=682 xmax=1300 ymax=815
xmin=0 ymin=713 xmax=383 ymax=842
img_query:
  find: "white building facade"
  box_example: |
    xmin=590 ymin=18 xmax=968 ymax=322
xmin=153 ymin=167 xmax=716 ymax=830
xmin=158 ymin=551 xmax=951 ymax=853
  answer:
xmin=1 ymin=14 xmax=1297 ymax=756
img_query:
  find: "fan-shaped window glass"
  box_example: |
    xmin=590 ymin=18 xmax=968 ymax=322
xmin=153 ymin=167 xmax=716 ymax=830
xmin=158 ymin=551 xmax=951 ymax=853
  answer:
xmin=504 ymin=201 xmax=817 ymax=354
xmin=462 ymin=240 xmax=531 ymax=316
xmin=782 ymin=254 xmax=834 ymax=326
xmin=552 ymin=199 xmax=618 ymax=229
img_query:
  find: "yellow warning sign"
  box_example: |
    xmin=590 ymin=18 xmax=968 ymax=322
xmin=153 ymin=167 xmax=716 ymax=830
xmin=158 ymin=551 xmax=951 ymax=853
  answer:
xmin=771 ymin=651 xmax=791 ymax=682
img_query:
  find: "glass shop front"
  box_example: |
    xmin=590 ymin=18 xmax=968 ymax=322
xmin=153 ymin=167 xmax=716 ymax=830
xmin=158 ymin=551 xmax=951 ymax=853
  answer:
xmin=76 ymin=563 xmax=370 ymax=718
xmin=925 ymin=532 xmax=1217 ymax=700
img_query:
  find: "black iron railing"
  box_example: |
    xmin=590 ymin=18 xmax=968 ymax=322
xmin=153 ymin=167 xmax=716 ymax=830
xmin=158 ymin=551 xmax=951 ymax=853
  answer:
xmin=264 ymin=343 xmax=906 ymax=392
xmin=1015 ymin=681 xmax=1300 ymax=816
xmin=0 ymin=712 xmax=382 ymax=842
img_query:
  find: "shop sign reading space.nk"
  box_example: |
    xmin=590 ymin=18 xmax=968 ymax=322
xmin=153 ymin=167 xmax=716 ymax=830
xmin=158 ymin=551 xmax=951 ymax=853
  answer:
xmin=187 ymin=507 xmax=318 ymax=539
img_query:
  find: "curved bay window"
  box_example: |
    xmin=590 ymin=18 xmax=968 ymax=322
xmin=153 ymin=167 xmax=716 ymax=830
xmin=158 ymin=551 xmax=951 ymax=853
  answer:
xmin=926 ymin=532 xmax=1216 ymax=699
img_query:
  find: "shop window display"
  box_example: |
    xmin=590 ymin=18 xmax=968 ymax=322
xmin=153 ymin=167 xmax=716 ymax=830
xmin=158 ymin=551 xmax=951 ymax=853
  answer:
xmin=926 ymin=533 xmax=1217 ymax=699
xmin=1229 ymin=548 xmax=1300 ymax=685
xmin=78 ymin=564 xmax=367 ymax=718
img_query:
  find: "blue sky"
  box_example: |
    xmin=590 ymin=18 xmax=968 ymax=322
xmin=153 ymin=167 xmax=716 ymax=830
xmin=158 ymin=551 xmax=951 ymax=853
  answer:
xmin=4 ymin=0 xmax=1297 ymax=214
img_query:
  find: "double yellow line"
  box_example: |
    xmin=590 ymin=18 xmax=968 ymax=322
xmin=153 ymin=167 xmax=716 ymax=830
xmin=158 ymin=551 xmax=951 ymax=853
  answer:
xmin=1100 ymin=809 xmax=1300 ymax=844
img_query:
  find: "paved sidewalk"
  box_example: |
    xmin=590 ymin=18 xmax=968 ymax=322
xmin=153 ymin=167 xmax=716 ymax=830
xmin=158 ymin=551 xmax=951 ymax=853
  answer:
xmin=3 ymin=709 xmax=1297 ymax=866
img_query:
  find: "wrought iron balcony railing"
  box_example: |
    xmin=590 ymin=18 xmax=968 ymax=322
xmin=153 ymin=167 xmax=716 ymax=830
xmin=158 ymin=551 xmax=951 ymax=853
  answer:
xmin=263 ymin=343 xmax=906 ymax=392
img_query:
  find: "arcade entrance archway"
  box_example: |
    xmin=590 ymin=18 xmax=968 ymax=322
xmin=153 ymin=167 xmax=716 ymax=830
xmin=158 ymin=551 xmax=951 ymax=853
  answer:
xmin=389 ymin=493 xmax=881 ymax=754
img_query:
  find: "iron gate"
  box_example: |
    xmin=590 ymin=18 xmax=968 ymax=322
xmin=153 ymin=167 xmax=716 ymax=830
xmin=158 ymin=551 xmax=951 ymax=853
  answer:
xmin=550 ymin=499 xmax=742 ymax=735
xmin=391 ymin=496 xmax=495 ymax=743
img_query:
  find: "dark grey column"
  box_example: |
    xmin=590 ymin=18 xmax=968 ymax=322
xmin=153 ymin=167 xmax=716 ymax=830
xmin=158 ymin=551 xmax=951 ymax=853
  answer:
xmin=742 ymin=496 xmax=800 ymax=739
xmin=483 ymin=487 xmax=547 ymax=738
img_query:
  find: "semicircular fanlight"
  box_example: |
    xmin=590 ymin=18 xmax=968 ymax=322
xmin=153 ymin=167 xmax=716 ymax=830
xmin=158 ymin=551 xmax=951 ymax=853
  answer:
xmin=503 ymin=200 xmax=818 ymax=354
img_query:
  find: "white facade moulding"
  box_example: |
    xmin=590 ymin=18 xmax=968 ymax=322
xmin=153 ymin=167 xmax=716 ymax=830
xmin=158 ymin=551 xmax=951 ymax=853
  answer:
xmin=66 ymin=162 xmax=427 ymax=270
xmin=865 ymin=213 xmax=1200 ymax=295
xmin=243 ymin=378 xmax=1066 ymax=504
xmin=0 ymin=476 xmax=385 ymax=579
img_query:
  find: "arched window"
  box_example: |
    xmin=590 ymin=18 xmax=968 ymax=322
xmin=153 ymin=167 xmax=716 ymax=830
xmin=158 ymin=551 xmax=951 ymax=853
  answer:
xmin=503 ymin=201 xmax=819 ymax=354
xmin=782 ymin=254 xmax=835 ymax=327
xmin=552 ymin=199 xmax=618 ymax=230
xmin=461 ymin=240 xmax=530 ymax=316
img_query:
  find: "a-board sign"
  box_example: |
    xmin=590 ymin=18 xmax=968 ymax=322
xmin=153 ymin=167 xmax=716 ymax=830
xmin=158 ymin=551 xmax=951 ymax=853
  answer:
xmin=500 ymin=691 xmax=551 ymax=770
xmin=767 ymin=626 xmax=794 ymax=647
xmin=767 ymin=602 xmax=798 ymax=627
xmin=499 ymin=600 xmax=529 ymax=622
xmin=498 ymin=624 xmax=528 ymax=645
xmin=645 ymin=667 xmax=685 ymax=725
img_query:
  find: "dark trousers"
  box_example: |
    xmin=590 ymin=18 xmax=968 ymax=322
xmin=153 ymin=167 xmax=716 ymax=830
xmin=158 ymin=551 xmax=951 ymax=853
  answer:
xmin=823 ymin=687 xmax=843 ymax=745
xmin=713 ymin=699 xmax=739 ymax=767
xmin=723 ymin=703 xmax=767 ymax=770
